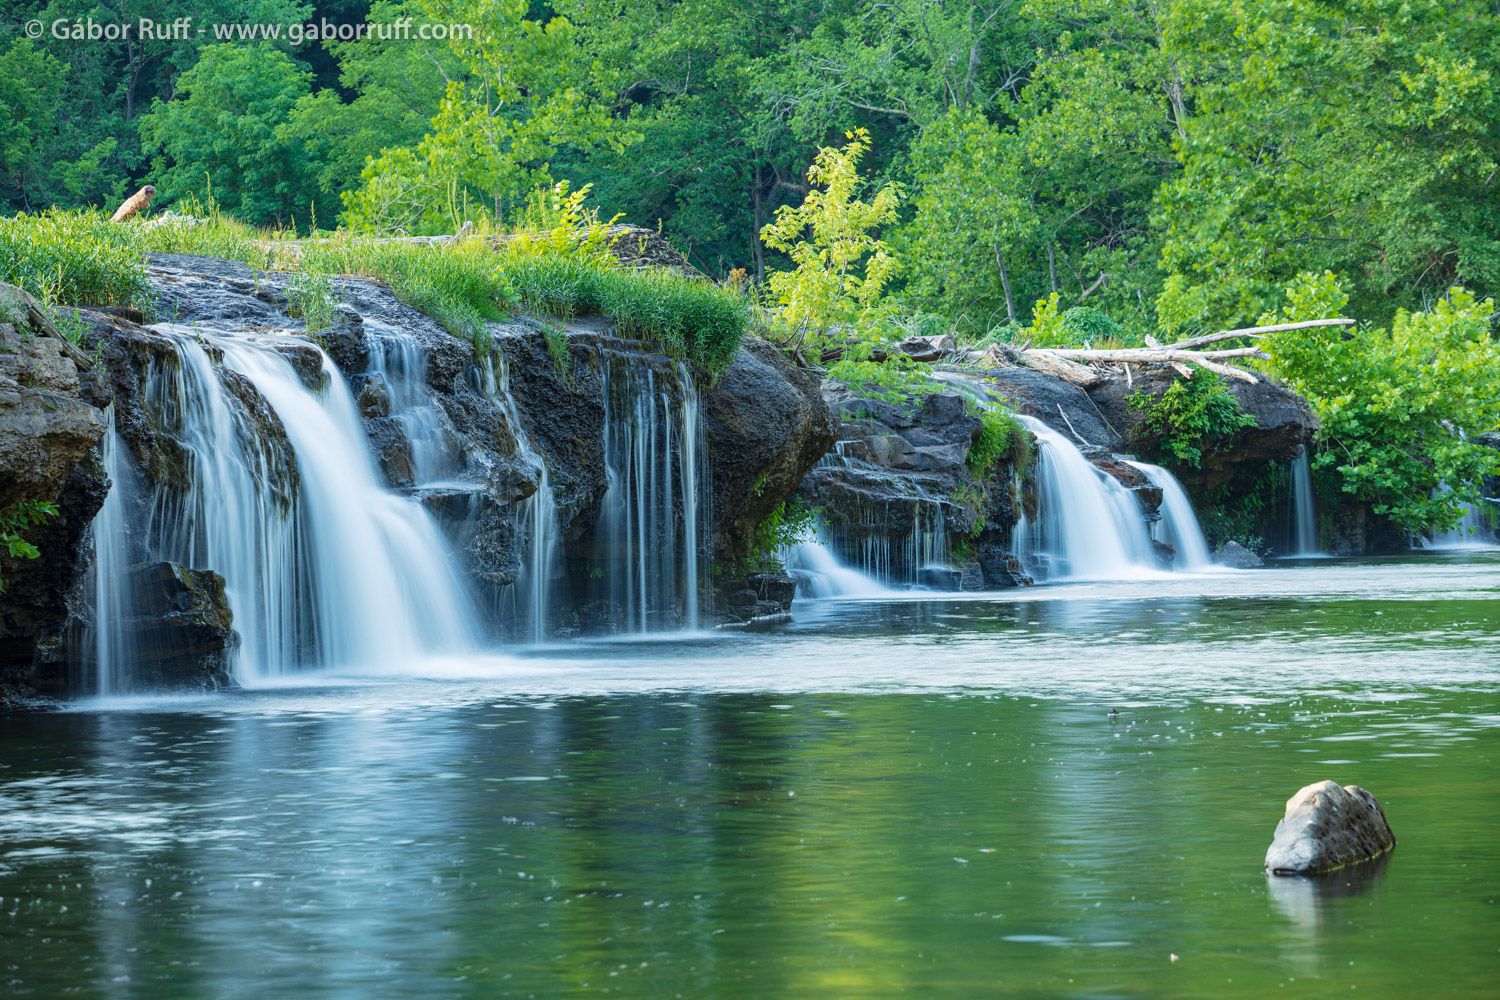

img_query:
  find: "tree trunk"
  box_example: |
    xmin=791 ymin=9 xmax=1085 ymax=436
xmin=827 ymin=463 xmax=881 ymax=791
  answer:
xmin=1046 ymin=244 xmax=1058 ymax=294
xmin=995 ymin=244 xmax=1016 ymax=324
xmin=752 ymin=161 xmax=766 ymax=282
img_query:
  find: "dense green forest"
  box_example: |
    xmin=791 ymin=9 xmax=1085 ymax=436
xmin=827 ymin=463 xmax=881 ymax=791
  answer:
xmin=5 ymin=0 xmax=1497 ymax=339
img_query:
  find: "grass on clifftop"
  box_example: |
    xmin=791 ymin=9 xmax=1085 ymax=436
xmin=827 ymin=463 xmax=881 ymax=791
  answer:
xmin=0 ymin=207 xmax=750 ymax=378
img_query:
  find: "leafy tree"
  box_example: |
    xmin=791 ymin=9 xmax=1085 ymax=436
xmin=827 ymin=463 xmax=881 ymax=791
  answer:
xmin=139 ymin=43 xmax=319 ymax=226
xmin=340 ymin=0 xmax=634 ymax=233
xmin=1156 ymin=0 xmax=1500 ymax=332
xmin=758 ymin=128 xmax=903 ymax=357
xmin=283 ymin=0 xmax=464 ymax=217
xmin=1263 ymin=272 xmax=1500 ymax=532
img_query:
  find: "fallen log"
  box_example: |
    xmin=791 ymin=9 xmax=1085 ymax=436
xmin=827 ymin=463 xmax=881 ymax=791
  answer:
xmin=1018 ymin=348 xmax=1103 ymax=388
xmin=1163 ymin=318 xmax=1354 ymax=351
xmin=1020 ymin=344 xmax=1266 ymax=383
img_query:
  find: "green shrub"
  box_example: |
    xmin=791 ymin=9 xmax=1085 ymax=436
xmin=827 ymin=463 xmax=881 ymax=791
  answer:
xmin=0 ymin=209 xmax=150 ymax=308
xmin=1263 ymin=273 xmax=1500 ymax=533
xmin=1128 ymin=367 xmax=1256 ymax=468
xmin=1 ymin=500 xmax=58 ymax=593
xmin=968 ymin=405 xmax=1026 ymax=479
xmin=745 ymin=498 xmax=818 ymax=572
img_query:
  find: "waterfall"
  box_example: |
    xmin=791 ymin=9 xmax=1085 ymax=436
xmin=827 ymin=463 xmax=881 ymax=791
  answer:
xmin=592 ymin=358 xmax=706 ymax=632
xmin=478 ymin=350 xmax=562 ymax=643
xmin=1421 ymin=486 xmax=1497 ymax=549
xmin=89 ymin=413 xmax=139 ymax=696
xmin=784 ymin=533 xmax=888 ymax=598
xmin=1289 ymin=448 xmax=1319 ymax=555
xmin=91 ymin=326 xmax=481 ymax=685
xmin=364 ymin=319 xmax=465 ymax=486
xmin=1012 ymin=415 xmax=1158 ymax=580
xmin=1125 ymin=461 xmax=1213 ymax=570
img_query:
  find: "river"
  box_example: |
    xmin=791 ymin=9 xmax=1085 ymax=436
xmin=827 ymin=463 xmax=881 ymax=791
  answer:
xmin=2 ymin=552 xmax=1497 ymax=998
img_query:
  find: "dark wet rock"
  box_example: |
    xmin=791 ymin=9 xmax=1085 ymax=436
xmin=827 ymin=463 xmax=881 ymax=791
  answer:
xmin=1094 ymin=458 xmax=1164 ymax=519
xmin=95 ymin=562 xmax=237 ymax=692
xmin=796 ymin=383 xmax=1031 ymax=588
xmin=0 ymin=315 xmax=110 ymax=702
xmin=1215 ymin=540 xmax=1264 ymax=568
xmin=1088 ymin=367 xmax=1318 ymax=491
xmin=977 ymin=367 xmax=1125 ymax=450
xmin=918 ymin=566 xmax=962 ymax=590
xmin=976 ymin=544 xmax=1032 ymax=588
xmin=1152 ymin=539 xmax=1177 ymax=569
xmin=704 ymin=336 xmax=836 ymax=562
xmin=716 ymin=571 xmax=799 ymax=624
xmin=1266 ymin=781 xmax=1396 ymax=874
xmin=270 ymin=341 xmax=326 ymax=392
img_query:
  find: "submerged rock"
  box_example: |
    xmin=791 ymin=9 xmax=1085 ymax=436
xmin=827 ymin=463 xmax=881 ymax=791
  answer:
xmin=1215 ymin=540 xmax=1264 ymax=568
xmin=1266 ymin=780 xmax=1396 ymax=874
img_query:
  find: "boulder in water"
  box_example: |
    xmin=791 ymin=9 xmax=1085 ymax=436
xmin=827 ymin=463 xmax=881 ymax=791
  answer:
xmin=1265 ymin=780 xmax=1396 ymax=874
xmin=1215 ymin=540 xmax=1263 ymax=567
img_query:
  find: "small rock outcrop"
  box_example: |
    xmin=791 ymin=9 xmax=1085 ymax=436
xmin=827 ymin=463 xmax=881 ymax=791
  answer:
xmin=704 ymin=336 xmax=836 ymax=564
xmin=1215 ymin=540 xmax=1264 ymax=568
xmin=795 ymin=384 xmax=1032 ymax=589
xmin=72 ymin=563 xmax=238 ymax=692
xmin=979 ymin=367 xmax=1124 ymax=451
xmin=0 ymin=293 xmax=110 ymax=707
xmin=1265 ymin=780 xmax=1396 ymax=874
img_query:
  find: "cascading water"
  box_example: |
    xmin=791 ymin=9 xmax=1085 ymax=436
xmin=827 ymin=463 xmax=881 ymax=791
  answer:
xmin=591 ymin=358 xmax=706 ymax=632
xmin=363 ymin=318 xmax=466 ymax=486
xmin=89 ymin=412 xmax=139 ymax=696
xmin=801 ymin=443 xmax=953 ymax=588
xmin=478 ymin=350 xmax=563 ymax=642
xmin=90 ymin=326 xmax=481 ymax=688
xmin=1421 ymin=486 xmax=1497 ymax=549
xmin=1288 ymin=448 xmax=1320 ymax=555
xmin=1125 ymin=461 xmax=1213 ymax=570
xmin=783 ymin=530 xmax=888 ymax=598
xmin=1013 ymin=415 xmax=1158 ymax=580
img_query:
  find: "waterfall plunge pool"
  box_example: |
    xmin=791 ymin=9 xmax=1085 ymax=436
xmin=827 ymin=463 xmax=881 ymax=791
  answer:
xmin=3 ymin=551 xmax=1498 ymax=998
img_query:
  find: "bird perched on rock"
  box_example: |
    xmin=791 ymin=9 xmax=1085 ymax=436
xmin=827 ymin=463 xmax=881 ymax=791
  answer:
xmin=110 ymin=184 xmax=156 ymax=223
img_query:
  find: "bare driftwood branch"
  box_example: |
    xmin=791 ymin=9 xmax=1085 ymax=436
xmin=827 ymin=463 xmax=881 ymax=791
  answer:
xmin=1163 ymin=318 xmax=1354 ymax=350
xmin=1038 ymin=345 xmax=1270 ymax=361
xmin=1019 ymin=349 xmax=1102 ymax=388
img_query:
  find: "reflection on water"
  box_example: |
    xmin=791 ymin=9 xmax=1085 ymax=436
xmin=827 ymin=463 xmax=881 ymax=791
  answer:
xmin=1267 ymin=852 xmax=1392 ymax=930
xmin=1 ymin=553 xmax=1498 ymax=998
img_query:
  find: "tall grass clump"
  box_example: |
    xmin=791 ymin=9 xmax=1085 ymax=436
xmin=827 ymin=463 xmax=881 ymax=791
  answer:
xmin=140 ymin=193 xmax=274 ymax=267
xmin=297 ymin=235 xmax=513 ymax=349
xmin=500 ymin=247 xmax=749 ymax=377
xmin=0 ymin=209 xmax=150 ymax=308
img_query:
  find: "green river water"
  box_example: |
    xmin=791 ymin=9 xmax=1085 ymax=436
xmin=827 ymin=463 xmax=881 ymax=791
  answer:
xmin=2 ymin=553 xmax=1498 ymax=997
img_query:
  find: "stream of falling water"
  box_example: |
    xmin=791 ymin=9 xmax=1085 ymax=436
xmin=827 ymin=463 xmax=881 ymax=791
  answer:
xmin=593 ymin=358 xmax=706 ymax=632
xmin=1125 ymin=460 xmax=1213 ymax=570
xmin=1012 ymin=415 xmax=1158 ymax=580
xmin=89 ymin=327 xmax=479 ymax=690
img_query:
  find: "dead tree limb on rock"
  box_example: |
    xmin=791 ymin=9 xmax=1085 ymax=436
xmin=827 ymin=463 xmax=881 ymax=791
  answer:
xmin=1163 ymin=318 xmax=1354 ymax=350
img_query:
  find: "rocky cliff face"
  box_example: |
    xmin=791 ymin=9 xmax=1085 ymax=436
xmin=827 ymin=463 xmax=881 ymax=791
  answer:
xmin=1087 ymin=366 xmax=1319 ymax=491
xmin=1 ymin=253 xmax=835 ymax=701
xmin=795 ymin=384 xmax=1032 ymax=590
